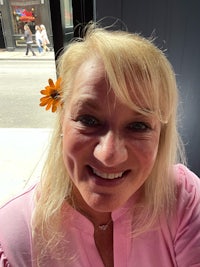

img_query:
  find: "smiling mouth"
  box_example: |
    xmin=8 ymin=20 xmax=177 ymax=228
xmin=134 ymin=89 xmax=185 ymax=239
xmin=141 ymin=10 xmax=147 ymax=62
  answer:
xmin=91 ymin=167 xmax=127 ymax=180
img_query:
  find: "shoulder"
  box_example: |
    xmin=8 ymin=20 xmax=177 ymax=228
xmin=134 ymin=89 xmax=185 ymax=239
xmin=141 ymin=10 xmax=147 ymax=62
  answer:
xmin=0 ymin=183 xmax=36 ymax=215
xmin=168 ymin=166 xmax=200 ymax=266
xmin=174 ymin=164 xmax=200 ymax=200
xmin=0 ymin=183 xmax=36 ymax=233
xmin=0 ymin=184 xmax=36 ymax=235
xmin=0 ymin=185 xmax=36 ymax=265
xmin=0 ymin=184 xmax=36 ymax=265
xmin=173 ymin=164 xmax=200 ymax=228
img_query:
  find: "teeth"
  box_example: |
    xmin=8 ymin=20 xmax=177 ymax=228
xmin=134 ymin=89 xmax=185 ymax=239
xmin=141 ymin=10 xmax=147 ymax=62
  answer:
xmin=92 ymin=168 xmax=124 ymax=179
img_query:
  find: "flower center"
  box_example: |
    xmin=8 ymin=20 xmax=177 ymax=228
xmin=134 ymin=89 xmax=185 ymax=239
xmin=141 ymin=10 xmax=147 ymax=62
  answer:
xmin=51 ymin=90 xmax=60 ymax=99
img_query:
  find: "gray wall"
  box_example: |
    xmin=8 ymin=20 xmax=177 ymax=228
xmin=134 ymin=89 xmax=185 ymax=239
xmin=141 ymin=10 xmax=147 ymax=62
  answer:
xmin=95 ymin=0 xmax=200 ymax=176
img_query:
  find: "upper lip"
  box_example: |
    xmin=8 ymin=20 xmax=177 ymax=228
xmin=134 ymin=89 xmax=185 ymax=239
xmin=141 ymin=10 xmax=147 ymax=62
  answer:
xmin=90 ymin=166 xmax=128 ymax=179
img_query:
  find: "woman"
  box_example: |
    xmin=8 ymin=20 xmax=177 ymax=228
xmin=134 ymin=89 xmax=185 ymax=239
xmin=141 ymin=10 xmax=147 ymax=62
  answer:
xmin=0 ymin=25 xmax=200 ymax=266
xmin=35 ymin=25 xmax=43 ymax=54
xmin=40 ymin=24 xmax=50 ymax=52
xmin=24 ymin=24 xmax=36 ymax=56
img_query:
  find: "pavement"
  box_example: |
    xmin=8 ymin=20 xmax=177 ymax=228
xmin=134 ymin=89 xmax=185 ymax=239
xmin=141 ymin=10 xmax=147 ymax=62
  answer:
xmin=0 ymin=128 xmax=51 ymax=205
xmin=0 ymin=49 xmax=55 ymax=205
xmin=0 ymin=48 xmax=55 ymax=60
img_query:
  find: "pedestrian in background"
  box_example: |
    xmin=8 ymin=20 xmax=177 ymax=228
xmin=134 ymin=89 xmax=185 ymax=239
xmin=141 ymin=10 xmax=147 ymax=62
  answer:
xmin=35 ymin=25 xmax=43 ymax=54
xmin=40 ymin=24 xmax=50 ymax=52
xmin=24 ymin=24 xmax=36 ymax=56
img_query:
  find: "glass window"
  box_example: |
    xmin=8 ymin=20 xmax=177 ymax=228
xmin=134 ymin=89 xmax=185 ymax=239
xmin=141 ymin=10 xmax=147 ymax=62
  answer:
xmin=9 ymin=0 xmax=43 ymax=34
xmin=63 ymin=0 xmax=73 ymax=27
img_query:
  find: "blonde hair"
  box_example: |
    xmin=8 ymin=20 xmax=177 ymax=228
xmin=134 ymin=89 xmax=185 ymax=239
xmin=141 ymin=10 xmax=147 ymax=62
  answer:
xmin=32 ymin=24 xmax=185 ymax=264
xmin=35 ymin=25 xmax=41 ymax=31
xmin=24 ymin=24 xmax=32 ymax=34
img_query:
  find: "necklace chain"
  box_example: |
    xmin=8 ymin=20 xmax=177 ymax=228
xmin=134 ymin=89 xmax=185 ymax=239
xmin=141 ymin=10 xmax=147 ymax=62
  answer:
xmin=97 ymin=219 xmax=113 ymax=231
xmin=67 ymin=196 xmax=113 ymax=231
xmin=76 ymin=206 xmax=113 ymax=231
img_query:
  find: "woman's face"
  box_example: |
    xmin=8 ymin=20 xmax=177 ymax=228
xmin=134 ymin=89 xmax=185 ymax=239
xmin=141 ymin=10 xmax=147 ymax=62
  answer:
xmin=62 ymin=58 xmax=161 ymax=213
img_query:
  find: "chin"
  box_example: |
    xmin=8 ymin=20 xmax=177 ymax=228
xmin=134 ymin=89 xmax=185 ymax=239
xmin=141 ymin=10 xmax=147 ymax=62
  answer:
xmin=85 ymin=194 xmax=128 ymax=213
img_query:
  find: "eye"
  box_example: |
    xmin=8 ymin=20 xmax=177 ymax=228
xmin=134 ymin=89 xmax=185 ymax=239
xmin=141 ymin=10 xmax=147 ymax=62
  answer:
xmin=127 ymin=121 xmax=151 ymax=132
xmin=76 ymin=115 xmax=100 ymax=127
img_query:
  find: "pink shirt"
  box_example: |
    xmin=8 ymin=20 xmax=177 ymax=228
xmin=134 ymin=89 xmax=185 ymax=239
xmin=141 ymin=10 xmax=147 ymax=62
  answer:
xmin=0 ymin=164 xmax=200 ymax=267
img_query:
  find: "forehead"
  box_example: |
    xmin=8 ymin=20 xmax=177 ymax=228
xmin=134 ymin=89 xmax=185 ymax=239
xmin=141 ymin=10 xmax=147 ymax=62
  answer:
xmin=69 ymin=56 xmax=156 ymax=119
xmin=74 ymin=58 xmax=105 ymax=84
xmin=71 ymin=57 xmax=109 ymax=100
xmin=70 ymin=57 xmax=148 ymax=113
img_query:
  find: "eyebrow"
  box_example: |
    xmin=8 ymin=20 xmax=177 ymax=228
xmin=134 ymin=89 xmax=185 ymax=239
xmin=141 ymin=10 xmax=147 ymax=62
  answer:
xmin=71 ymin=95 xmax=156 ymax=118
xmin=71 ymin=96 xmax=101 ymax=112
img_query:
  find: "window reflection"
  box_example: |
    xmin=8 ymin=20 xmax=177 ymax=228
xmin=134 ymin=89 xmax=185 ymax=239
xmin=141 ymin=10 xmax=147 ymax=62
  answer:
xmin=64 ymin=0 xmax=73 ymax=27
xmin=10 ymin=0 xmax=43 ymax=35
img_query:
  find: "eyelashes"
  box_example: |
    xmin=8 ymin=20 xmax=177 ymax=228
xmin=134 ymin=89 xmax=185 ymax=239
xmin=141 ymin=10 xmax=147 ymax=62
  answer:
xmin=74 ymin=115 xmax=100 ymax=127
xmin=74 ymin=114 xmax=152 ymax=132
xmin=126 ymin=121 xmax=152 ymax=132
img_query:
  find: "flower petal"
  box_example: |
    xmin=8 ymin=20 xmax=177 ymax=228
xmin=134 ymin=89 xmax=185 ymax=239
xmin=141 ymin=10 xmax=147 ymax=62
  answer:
xmin=40 ymin=97 xmax=50 ymax=106
xmin=40 ymin=77 xmax=62 ymax=112
xmin=48 ymin=79 xmax=55 ymax=88
xmin=40 ymin=89 xmax=49 ymax=96
xmin=46 ymin=99 xmax=53 ymax=110
xmin=52 ymin=105 xmax=57 ymax=112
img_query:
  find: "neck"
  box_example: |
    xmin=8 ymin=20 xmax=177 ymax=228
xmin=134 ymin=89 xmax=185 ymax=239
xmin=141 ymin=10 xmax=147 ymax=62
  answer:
xmin=68 ymin=187 xmax=112 ymax=227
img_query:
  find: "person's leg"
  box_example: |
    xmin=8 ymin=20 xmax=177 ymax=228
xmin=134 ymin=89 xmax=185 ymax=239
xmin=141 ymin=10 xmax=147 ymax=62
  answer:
xmin=25 ymin=44 xmax=29 ymax=55
xmin=43 ymin=43 xmax=49 ymax=52
xmin=45 ymin=44 xmax=50 ymax=51
xmin=38 ymin=45 xmax=43 ymax=53
xmin=29 ymin=44 xmax=36 ymax=56
xmin=39 ymin=40 xmax=43 ymax=53
xmin=43 ymin=44 xmax=47 ymax=52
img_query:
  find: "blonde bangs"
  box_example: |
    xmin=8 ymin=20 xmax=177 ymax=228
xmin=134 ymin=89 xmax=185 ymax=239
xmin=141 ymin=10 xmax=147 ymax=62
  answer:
xmin=85 ymin=29 xmax=178 ymax=124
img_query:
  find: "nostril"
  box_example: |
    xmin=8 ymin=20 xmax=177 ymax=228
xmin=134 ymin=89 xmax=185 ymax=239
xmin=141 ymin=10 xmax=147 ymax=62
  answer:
xmin=93 ymin=140 xmax=128 ymax=167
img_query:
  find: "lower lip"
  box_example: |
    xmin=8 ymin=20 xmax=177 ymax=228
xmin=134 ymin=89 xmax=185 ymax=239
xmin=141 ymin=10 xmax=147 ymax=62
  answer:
xmin=87 ymin=167 xmax=128 ymax=187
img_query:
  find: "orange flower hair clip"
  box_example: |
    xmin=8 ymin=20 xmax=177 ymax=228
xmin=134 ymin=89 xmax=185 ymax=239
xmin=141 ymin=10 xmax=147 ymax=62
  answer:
xmin=40 ymin=77 xmax=62 ymax=112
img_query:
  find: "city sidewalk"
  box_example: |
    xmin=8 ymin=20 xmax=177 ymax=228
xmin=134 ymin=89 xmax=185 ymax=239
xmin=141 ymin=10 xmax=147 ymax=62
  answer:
xmin=0 ymin=48 xmax=55 ymax=60
xmin=0 ymin=49 xmax=55 ymax=205
xmin=0 ymin=128 xmax=52 ymax=205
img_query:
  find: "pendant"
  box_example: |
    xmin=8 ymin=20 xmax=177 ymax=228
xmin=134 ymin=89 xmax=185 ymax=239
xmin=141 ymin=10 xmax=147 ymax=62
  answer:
xmin=98 ymin=224 xmax=109 ymax=231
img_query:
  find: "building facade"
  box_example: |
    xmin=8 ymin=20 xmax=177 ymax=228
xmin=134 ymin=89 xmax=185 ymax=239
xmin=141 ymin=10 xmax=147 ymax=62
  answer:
xmin=0 ymin=0 xmax=73 ymax=51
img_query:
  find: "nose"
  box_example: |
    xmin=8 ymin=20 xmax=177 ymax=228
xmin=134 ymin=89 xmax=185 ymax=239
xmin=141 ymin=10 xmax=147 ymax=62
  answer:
xmin=93 ymin=131 xmax=128 ymax=167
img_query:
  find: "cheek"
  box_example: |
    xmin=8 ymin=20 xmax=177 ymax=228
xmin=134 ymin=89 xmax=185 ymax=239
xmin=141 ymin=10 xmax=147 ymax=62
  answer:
xmin=62 ymin=126 xmax=93 ymax=169
xmin=63 ymin=131 xmax=90 ymax=155
xmin=62 ymin=124 xmax=76 ymax=171
xmin=129 ymin=138 xmax=160 ymax=165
